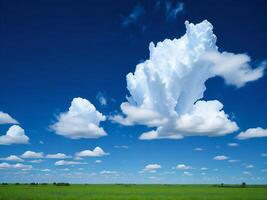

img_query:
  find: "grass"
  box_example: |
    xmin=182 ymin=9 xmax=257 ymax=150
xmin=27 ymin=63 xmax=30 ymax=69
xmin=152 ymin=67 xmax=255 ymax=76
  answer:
xmin=0 ymin=184 xmax=267 ymax=200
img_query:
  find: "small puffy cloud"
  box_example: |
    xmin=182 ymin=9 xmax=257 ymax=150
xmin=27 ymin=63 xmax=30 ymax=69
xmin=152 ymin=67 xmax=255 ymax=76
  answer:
xmin=122 ymin=4 xmax=145 ymax=27
xmin=54 ymin=160 xmax=84 ymax=166
xmin=96 ymin=92 xmax=107 ymax=106
xmin=261 ymin=153 xmax=267 ymax=157
xmin=228 ymin=159 xmax=239 ymax=163
xmin=75 ymin=147 xmax=109 ymax=157
xmin=183 ymin=171 xmax=193 ymax=176
xmin=21 ymin=151 xmax=43 ymax=159
xmin=200 ymin=167 xmax=208 ymax=171
xmin=0 ymin=155 xmax=24 ymax=162
xmin=242 ymin=171 xmax=251 ymax=175
xmin=28 ymin=159 xmax=43 ymax=163
xmin=143 ymin=164 xmax=161 ymax=173
xmin=111 ymin=20 xmax=265 ymax=140
xmin=0 ymin=162 xmax=32 ymax=170
xmin=194 ymin=147 xmax=204 ymax=151
xmin=176 ymin=164 xmax=191 ymax=170
xmin=46 ymin=153 xmax=71 ymax=159
xmin=227 ymin=143 xmax=239 ymax=147
xmin=165 ymin=1 xmax=184 ymax=21
xmin=213 ymin=155 xmax=228 ymax=160
xmin=50 ymin=97 xmax=107 ymax=139
xmin=246 ymin=164 xmax=254 ymax=169
xmin=0 ymin=125 xmax=29 ymax=145
xmin=114 ymin=145 xmax=129 ymax=149
xmin=41 ymin=169 xmax=50 ymax=172
xmin=0 ymin=111 xmax=19 ymax=124
xmin=236 ymin=127 xmax=267 ymax=140
xmin=95 ymin=160 xmax=102 ymax=164
xmin=100 ymin=170 xmax=117 ymax=175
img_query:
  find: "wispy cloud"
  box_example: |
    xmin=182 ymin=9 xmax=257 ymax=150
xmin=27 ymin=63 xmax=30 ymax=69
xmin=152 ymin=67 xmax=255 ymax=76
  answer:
xmin=165 ymin=1 xmax=184 ymax=21
xmin=122 ymin=4 xmax=145 ymax=27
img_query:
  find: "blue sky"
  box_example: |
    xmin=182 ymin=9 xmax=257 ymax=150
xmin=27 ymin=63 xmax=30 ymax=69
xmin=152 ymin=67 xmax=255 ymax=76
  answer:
xmin=0 ymin=0 xmax=267 ymax=184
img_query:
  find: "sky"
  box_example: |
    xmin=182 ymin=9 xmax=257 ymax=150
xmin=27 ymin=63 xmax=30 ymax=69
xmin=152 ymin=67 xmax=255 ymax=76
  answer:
xmin=0 ymin=0 xmax=267 ymax=184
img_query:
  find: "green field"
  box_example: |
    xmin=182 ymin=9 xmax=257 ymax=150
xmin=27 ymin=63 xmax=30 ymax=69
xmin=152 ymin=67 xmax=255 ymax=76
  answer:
xmin=0 ymin=184 xmax=267 ymax=200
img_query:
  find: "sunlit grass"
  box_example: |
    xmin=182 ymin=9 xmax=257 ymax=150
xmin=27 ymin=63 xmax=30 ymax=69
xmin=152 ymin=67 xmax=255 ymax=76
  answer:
xmin=0 ymin=184 xmax=267 ymax=200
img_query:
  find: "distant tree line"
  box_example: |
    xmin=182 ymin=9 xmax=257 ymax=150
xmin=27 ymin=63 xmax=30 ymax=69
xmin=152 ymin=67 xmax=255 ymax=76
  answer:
xmin=213 ymin=182 xmax=246 ymax=188
xmin=1 ymin=182 xmax=70 ymax=186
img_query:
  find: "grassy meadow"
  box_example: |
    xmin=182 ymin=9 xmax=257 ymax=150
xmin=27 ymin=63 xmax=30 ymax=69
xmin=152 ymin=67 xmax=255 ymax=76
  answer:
xmin=0 ymin=184 xmax=267 ymax=200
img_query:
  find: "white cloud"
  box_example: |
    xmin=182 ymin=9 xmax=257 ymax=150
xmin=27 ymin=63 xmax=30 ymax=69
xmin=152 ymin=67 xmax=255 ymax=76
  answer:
xmin=0 ymin=111 xmax=19 ymax=124
xmin=28 ymin=159 xmax=43 ymax=163
xmin=203 ymin=52 xmax=265 ymax=88
xmin=176 ymin=164 xmax=191 ymax=170
xmin=0 ymin=155 xmax=24 ymax=162
xmin=100 ymin=170 xmax=117 ymax=175
xmin=228 ymin=159 xmax=239 ymax=163
xmin=46 ymin=153 xmax=71 ymax=159
xmin=75 ymin=147 xmax=109 ymax=157
xmin=21 ymin=151 xmax=43 ymax=159
xmin=0 ymin=125 xmax=29 ymax=145
xmin=183 ymin=171 xmax=193 ymax=176
xmin=143 ymin=164 xmax=161 ymax=173
xmin=112 ymin=20 xmax=264 ymax=140
xmin=246 ymin=164 xmax=254 ymax=169
xmin=96 ymin=92 xmax=107 ymax=106
xmin=236 ymin=127 xmax=267 ymax=140
xmin=50 ymin=97 xmax=107 ymax=139
xmin=242 ymin=171 xmax=251 ymax=175
xmin=200 ymin=167 xmax=208 ymax=171
xmin=261 ymin=153 xmax=267 ymax=157
xmin=227 ymin=143 xmax=239 ymax=147
xmin=194 ymin=147 xmax=204 ymax=151
xmin=0 ymin=162 xmax=32 ymax=170
xmin=95 ymin=160 xmax=102 ymax=164
xmin=213 ymin=155 xmax=228 ymax=160
xmin=41 ymin=169 xmax=50 ymax=172
xmin=114 ymin=145 xmax=129 ymax=149
xmin=54 ymin=160 xmax=84 ymax=166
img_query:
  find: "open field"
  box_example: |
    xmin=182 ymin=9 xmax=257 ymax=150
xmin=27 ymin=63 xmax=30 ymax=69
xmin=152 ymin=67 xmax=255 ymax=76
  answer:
xmin=0 ymin=184 xmax=267 ymax=200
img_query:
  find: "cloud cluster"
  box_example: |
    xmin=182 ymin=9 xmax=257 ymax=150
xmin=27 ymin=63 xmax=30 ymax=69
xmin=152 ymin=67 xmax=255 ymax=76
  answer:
xmin=111 ymin=20 xmax=265 ymax=140
xmin=75 ymin=147 xmax=108 ymax=157
xmin=0 ymin=155 xmax=24 ymax=162
xmin=0 ymin=162 xmax=32 ymax=170
xmin=51 ymin=97 xmax=107 ymax=139
xmin=236 ymin=127 xmax=267 ymax=140
xmin=0 ymin=125 xmax=29 ymax=145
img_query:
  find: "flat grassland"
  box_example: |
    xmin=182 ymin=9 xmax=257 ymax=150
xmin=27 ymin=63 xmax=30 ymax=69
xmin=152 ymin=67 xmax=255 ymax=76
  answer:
xmin=0 ymin=184 xmax=267 ymax=200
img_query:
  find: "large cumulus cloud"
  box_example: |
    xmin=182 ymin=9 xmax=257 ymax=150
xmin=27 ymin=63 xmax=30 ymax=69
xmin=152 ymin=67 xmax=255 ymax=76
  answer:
xmin=111 ymin=20 xmax=265 ymax=140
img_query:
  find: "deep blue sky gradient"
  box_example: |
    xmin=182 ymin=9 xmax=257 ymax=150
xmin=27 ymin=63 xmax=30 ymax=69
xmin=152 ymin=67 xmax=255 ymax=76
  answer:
xmin=0 ymin=0 xmax=267 ymax=183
